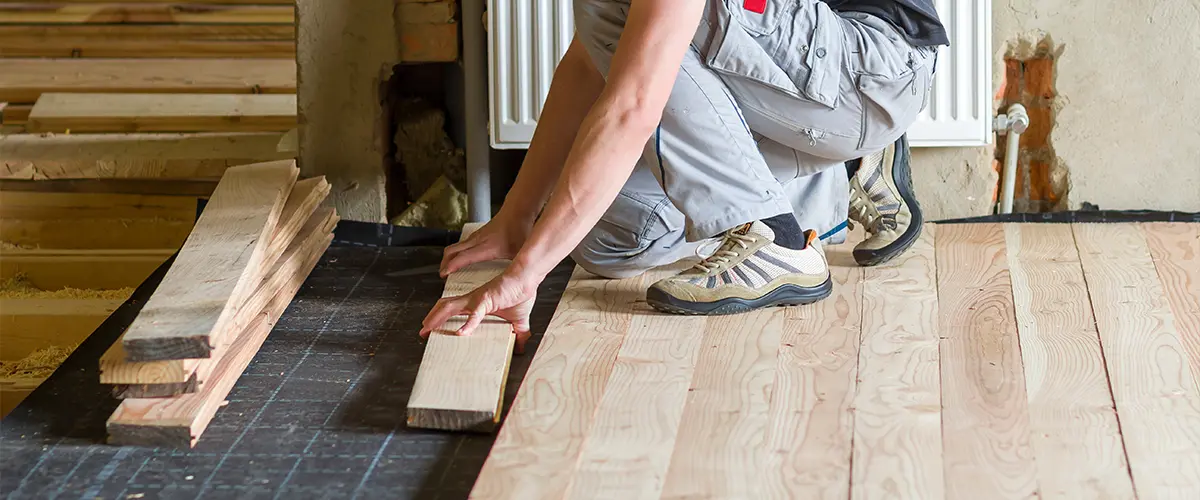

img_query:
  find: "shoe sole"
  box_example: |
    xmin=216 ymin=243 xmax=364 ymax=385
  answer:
xmin=854 ymin=134 xmax=925 ymax=267
xmin=645 ymin=277 xmax=834 ymax=316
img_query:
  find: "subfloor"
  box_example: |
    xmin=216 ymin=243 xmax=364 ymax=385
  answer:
xmin=2 ymin=222 xmax=1198 ymax=499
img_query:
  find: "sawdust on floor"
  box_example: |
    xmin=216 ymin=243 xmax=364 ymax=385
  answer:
xmin=0 ymin=274 xmax=133 ymax=300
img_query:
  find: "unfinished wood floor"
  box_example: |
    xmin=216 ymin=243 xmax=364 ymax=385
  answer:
xmin=471 ymin=222 xmax=1200 ymax=500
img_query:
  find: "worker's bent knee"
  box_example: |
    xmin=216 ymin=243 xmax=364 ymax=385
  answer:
xmin=571 ymin=222 xmax=695 ymax=280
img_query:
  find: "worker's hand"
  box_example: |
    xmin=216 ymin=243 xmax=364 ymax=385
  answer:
xmin=419 ymin=270 xmax=538 ymax=353
xmin=439 ymin=211 xmax=533 ymax=278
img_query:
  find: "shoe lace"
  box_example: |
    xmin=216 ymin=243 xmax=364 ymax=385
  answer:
xmin=692 ymin=230 xmax=757 ymax=274
xmin=848 ymin=185 xmax=897 ymax=235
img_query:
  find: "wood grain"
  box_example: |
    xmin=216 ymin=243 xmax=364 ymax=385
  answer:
xmin=100 ymin=202 xmax=334 ymax=387
xmin=0 ymin=191 xmax=197 ymax=220
xmin=407 ymin=224 xmax=517 ymax=432
xmin=661 ymin=308 xmax=784 ymax=499
xmin=0 ymin=298 xmax=121 ymax=360
xmin=0 ymin=59 xmax=296 ymax=103
xmin=0 ymin=4 xmax=294 ymax=24
xmin=0 ymin=24 xmax=294 ymax=40
xmin=1143 ymin=223 xmax=1200 ymax=391
xmin=119 ymin=160 xmax=297 ymax=360
xmin=107 ymin=208 xmax=336 ymax=396
xmin=935 ymin=223 xmax=1037 ymax=499
xmin=758 ymin=244 xmax=862 ymax=500
xmin=566 ymin=282 xmax=706 ymax=500
xmin=0 ymin=217 xmax=194 ymax=250
xmin=471 ymin=268 xmax=646 ymax=499
xmin=0 ymin=38 xmax=295 ymax=58
xmin=1004 ymin=224 xmax=1134 ymax=499
xmin=107 ymin=232 xmax=331 ymax=447
xmin=27 ymin=93 xmax=297 ymax=133
xmin=1074 ymin=223 xmax=1200 ymax=498
xmin=850 ymin=225 xmax=944 ymax=500
xmin=0 ymin=132 xmax=293 ymax=161
xmin=0 ymin=249 xmax=173 ymax=290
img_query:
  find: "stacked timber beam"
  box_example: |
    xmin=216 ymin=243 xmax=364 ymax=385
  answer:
xmin=0 ymin=2 xmax=300 ymax=187
xmin=98 ymin=160 xmax=338 ymax=447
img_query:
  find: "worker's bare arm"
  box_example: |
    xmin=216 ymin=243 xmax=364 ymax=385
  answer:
xmin=422 ymin=0 xmax=707 ymax=341
xmin=438 ymin=37 xmax=605 ymax=278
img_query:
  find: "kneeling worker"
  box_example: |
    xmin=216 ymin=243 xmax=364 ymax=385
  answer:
xmin=421 ymin=0 xmax=949 ymax=345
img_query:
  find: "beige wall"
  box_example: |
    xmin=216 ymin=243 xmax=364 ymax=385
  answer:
xmin=913 ymin=0 xmax=1200 ymax=219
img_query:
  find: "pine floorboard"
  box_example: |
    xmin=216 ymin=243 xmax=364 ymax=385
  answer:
xmin=465 ymin=223 xmax=1200 ymax=499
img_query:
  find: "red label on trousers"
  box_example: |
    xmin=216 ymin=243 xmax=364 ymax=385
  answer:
xmin=744 ymin=0 xmax=766 ymax=14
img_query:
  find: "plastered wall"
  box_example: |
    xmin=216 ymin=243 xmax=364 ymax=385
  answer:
xmin=912 ymin=0 xmax=1200 ymax=219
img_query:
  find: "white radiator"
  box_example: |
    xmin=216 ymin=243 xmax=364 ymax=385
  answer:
xmin=488 ymin=0 xmax=992 ymax=149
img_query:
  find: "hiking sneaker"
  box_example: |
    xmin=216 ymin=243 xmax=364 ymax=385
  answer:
xmin=646 ymin=221 xmax=833 ymax=315
xmin=848 ymin=134 xmax=924 ymax=266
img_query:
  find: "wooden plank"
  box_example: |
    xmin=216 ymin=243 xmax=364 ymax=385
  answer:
xmin=1143 ymin=223 xmax=1200 ymax=388
xmin=471 ymin=268 xmax=647 ymax=498
xmin=0 ymin=0 xmax=294 ymax=4
xmin=0 ymin=4 xmax=295 ymax=24
xmin=850 ymin=225 xmax=944 ymax=500
xmin=406 ymin=224 xmax=516 ymax=432
xmin=0 ymin=298 xmax=121 ymax=360
xmin=935 ymin=223 xmax=1037 ymax=499
xmin=27 ymin=93 xmax=297 ymax=133
xmin=1074 ymin=223 xmax=1200 ymax=498
xmin=0 ymin=217 xmax=194 ymax=250
xmin=0 ymin=191 xmax=196 ymax=220
xmin=106 ymin=207 xmax=337 ymax=396
xmin=0 ymin=24 xmax=294 ymax=40
xmin=0 ymin=249 xmax=174 ymax=290
xmin=100 ymin=204 xmax=334 ymax=387
xmin=0 ymin=59 xmax=296 ymax=103
xmin=0 ymin=39 xmax=295 ymax=58
xmin=0 ymin=161 xmax=246 ymax=181
xmin=564 ymin=285 xmax=706 ymax=500
xmin=119 ymin=160 xmax=297 ymax=361
xmin=107 ymin=232 xmax=331 ymax=447
xmin=0 ymin=132 xmax=293 ymax=162
xmin=661 ymin=308 xmax=784 ymax=499
xmin=2 ymin=103 xmax=28 ymax=125
xmin=1 ymin=376 xmax=42 ymax=417
xmin=1004 ymin=224 xmax=1135 ymax=498
xmin=756 ymin=244 xmax=862 ymax=500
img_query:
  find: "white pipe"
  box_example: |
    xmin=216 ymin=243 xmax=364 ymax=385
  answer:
xmin=997 ymin=103 xmax=1030 ymax=214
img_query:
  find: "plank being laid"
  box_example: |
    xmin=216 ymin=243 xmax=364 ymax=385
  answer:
xmin=1143 ymin=223 xmax=1200 ymax=387
xmin=566 ymin=265 xmax=706 ymax=500
xmin=1004 ymin=224 xmax=1134 ymax=499
xmin=1074 ymin=223 xmax=1200 ymax=498
xmin=107 ymin=232 xmax=332 ymax=447
xmin=849 ymin=225 xmax=943 ymax=500
xmin=407 ymin=223 xmax=517 ymax=432
xmin=935 ymin=223 xmax=1037 ymax=499
xmin=756 ymin=242 xmax=862 ymax=500
xmin=119 ymin=160 xmax=298 ymax=361
xmin=109 ymin=208 xmax=337 ymax=398
xmin=101 ymin=205 xmax=336 ymax=390
xmin=471 ymin=268 xmax=647 ymax=498
xmin=0 ymin=59 xmax=296 ymax=103
xmin=27 ymin=93 xmax=297 ymax=134
xmin=0 ymin=4 xmax=295 ymax=24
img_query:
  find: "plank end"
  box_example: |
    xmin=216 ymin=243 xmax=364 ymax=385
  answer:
xmin=406 ymin=407 xmax=498 ymax=433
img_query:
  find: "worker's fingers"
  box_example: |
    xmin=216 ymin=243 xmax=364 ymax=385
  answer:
xmin=441 ymin=244 xmax=500 ymax=277
xmin=419 ymin=296 xmax=468 ymax=337
xmin=439 ymin=240 xmax=478 ymax=277
xmin=456 ymin=296 xmax=493 ymax=336
xmin=511 ymin=316 xmax=532 ymax=354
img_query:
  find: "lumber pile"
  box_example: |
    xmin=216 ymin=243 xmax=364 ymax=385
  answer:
xmin=98 ymin=160 xmax=338 ymax=447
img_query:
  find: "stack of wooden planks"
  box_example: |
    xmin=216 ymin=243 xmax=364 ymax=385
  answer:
xmin=97 ymin=160 xmax=338 ymax=447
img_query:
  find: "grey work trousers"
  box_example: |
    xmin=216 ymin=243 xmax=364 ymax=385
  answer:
xmin=570 ymin=0 xmax=936 ymax=279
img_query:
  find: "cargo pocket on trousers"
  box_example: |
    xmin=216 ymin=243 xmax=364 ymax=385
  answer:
xmin=855 ymin=63 xmax=928 ymax=152
xmin=595 ymin=192 xmax=680 ymax=255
